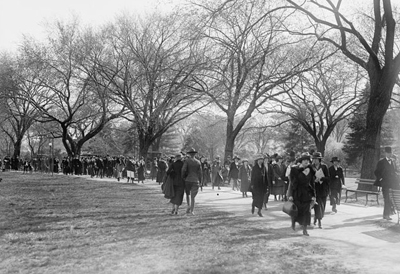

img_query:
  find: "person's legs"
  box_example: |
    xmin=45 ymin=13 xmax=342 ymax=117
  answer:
xmin=382 ymin=187 xmax=392 ymax=219
xmin=190 ymin=184 xmax=199 ymax=214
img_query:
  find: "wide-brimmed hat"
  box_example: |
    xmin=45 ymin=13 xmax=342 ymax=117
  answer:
xmin=175 ymin=153 xmax=182 ymax=159
xmin=312 ymin=152 xmax=323 ymax=159
xmin=299 ymin=152 xmax=312 ymax=162
xmin=255 ymin=154 xmax=264 ymax=161
xmin=242 ymin=159 xmax=248 ymax=163
xmin=186 ymin=148 xmax=197 ymax=154
xmin=233 ymin=155 xmax=240 ymax=160
xmin=330 ymin=157 xmax=340 ymax=163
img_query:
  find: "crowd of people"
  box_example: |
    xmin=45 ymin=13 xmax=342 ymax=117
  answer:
xmin=2 ymin=145 xmax=398 ymax=236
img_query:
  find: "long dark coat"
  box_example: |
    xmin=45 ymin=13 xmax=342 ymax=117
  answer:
xmin=288 ymin=165 xmax=316 ymax=226
xmin=239 ymin=165 xmax=252 ymax=192
xmin=250 ymin=163 xmax=268 ymax=209
xmin=156 ymin=160 xmax=168 ymax=183
xmin=168 ymin=159 xmax=185 ymax=206
xmin=375 ymin=158 xmax=399 ymax=217
xmin=328 ymin=165 xmax=344 ymax=206
xmin=271 ymin=163 xmax=286 ymax=195
xmin=313 ymin=163 xmax=329 ymax=220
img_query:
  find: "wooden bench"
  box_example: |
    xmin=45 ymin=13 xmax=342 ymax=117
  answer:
xmin=389 ymin=188 xmax=400 ymax=224
xmin=345 ymin=178 xmax=380 ymax=205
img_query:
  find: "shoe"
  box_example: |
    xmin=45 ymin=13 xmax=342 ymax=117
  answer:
xmin=303 ymin=231 xmax=309 ymax=236
xmin=318 ymin=220 xmax=322 ymax=229
xmin=258 ymin=211 xmax=263 ymax=217
xmin=251 ymin=206 xmax=255 ymax=214
xmin=170 ymin=209 xmax=175 ymax=215
xmin=291 ymin=220 xmax=295 ymax=231
xmin=186 ymin=207 xmax=191 ymax=213
xmin=384 ymin=216 xmax=392 ymax=220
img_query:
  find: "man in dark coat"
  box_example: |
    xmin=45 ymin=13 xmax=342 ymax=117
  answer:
xmin=250 ymin=155 xmax=269 ymax=217
xmin=228 ymin=155 xmax=240 ymax=191
xmin=211 ymin=156 xmax=223 ymax=190
xmin=182 ymin=148 xmax=202 ymax=215
xmin=168 ymin=153 xmax=185 ymax=215
xmin=374 ymin=147 xmax=399 ymax=220
xmin=328 ymin=157 xmax=345 ymax=213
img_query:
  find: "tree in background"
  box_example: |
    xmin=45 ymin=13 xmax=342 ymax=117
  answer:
xmin=195 ymin=0 xmax=330 ymax=163
xmin=286 ymin=0 xmax=400 ymax=179
xmin=95 ymin=13 xmax=208 ymax=159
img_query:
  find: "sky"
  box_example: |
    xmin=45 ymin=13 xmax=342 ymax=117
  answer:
xmin=0 ymin=0 xmax=182 ymax=52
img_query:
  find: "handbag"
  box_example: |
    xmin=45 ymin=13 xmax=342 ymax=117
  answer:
xmin=282 ymin=201 xmax=298 ymax=217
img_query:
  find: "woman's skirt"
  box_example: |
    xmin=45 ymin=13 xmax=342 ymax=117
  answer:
xmin=293 ymin=200 xmax=311 ymax=226
xmin=170 ymin=185 xmax=185 ymax=206
xmin=252 ymin=191 xmax=265 ymax=209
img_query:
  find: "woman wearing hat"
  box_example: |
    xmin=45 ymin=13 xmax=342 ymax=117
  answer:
xmin=228 ymin=155 xmax=241 ymax=191
xmin=312 ymin=152 xmax=330 ymax=228
xmin=328 ymin=157 xmax=345 ymax=213
xmin=250 ymin=155 xmax=269 ymax=217
xmin=239 ymin=159 xmax=252 ymax=197
xmin=288 ymin=153 xmax=316 ymax=236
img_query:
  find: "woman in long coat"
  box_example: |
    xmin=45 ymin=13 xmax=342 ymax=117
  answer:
xmin=167 ymin=154 xmax=185 ymax=215
xmin=250 ymin=155 xmax=268 ymax=217
xmin=137 ymin=158 xmax=146 ymax=184
xmin=239 ymin=159 xmax=252 ymax=197
xmin=271 ymin=155 xmax=286 ymax=200
xmin=288 ymin=153 xmax=316 ymax=236
xmin=312 ymin=152 xmax=330 ymax=228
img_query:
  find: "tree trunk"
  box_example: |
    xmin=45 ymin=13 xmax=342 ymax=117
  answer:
xmin=139 ymin=135 xmax=152 ymax=160
xmin=314 ymin=139 xmax=326 ymax=156
xmin=13 ymin=137 xmax=23 ymax=159
xmin=224 ymin=116 xmax=235 ymax=163
xmin=359 ymin=74 xmax=393 ymax=190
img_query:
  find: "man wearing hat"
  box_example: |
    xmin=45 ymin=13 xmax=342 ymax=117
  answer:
xmin=374 ymin=147 xmax=399 ymax=220
xmin=182 ymin=148 xmax=202 ymax=215
xmin=312 ymin=152 xmax=330 ymax=228
xmin=250 ymin=154 xmax=269 ymax=217
xmin=328 ymin=157 xmax=345 ymax=213
xmin=228 ymin=155 xmax=240 ymax=191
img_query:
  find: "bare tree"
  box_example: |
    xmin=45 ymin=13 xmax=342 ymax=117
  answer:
xmin=21 ymin=20 xmax=123 ymax=157
xmin=286 ymin=0 xmax=400 ymax=178
xmin=94 ymin=13 xmax=209 ymax=158
xmin=0 ymin=54 xmax=41 ymax=159
xmin=195 ymin=0 xmax=331 ymax=162
xmin=268 ymin=58 xmax=363 ymax=155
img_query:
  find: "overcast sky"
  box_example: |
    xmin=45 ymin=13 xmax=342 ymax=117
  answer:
xmin=0 ymin=0 xmax=181 ymax=52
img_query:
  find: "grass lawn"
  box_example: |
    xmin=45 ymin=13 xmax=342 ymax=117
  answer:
xmin=0 ymin=172 xmax=355 ymax=274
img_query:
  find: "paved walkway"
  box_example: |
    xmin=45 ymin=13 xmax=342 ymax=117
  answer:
xmin=86 ymin=175 xmax=400 ymax=273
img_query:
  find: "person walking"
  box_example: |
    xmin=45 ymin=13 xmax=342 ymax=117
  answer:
xmin=250 ymin=155 xmax=269 ymax=217
xmin=328 ymin=157 xmax=345 ymax=213
xmin=115 ymin=158 xmax=124 ymax=182
xmin=125 ymin=157 xmax=136 ymax=183
xmin=239 ymin=159 xmax=252 ymax=197
xmin=312 ymin=152 xmax=330 ymax=229
xmin=211 ymin=156 xmax=222 ymax=190
xmin=374 ymin=147 xmax=399 ymax=220
xmin=263 ymin=155 xmax=274 ymax=210
xmin=271 ymin=155 xmax=286 ymax=201
xmin=288 ymin=153 xmax=316 ymax=236
xmin=182 ymin=148 xmax=202 ymax=215
xmin=137 ymin=157 xmax=146 ymax=184
xmin=167 ymin=153 xmax=185 ymax=215
xmin=156 ymin=157 xmax=168 ymax=185
xmin=228 ymin=156 xmax=240 ymax=191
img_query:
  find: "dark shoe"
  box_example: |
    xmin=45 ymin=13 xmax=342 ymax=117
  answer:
xmin=291 ymin=221 xmax=295 ymax=231
xmin=313 ymin=219 xmax=317 ymax=226
xmin=303 ymin=231 xmax=309 ymax=236
xmin=318 ymin=220 xmax=322 ymax=229
xmin=258 ymin=211 xmax=263 ymax=217
xmin=251 ymin=206 xmax=255 ymax=214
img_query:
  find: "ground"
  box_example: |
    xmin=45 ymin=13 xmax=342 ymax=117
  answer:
xmin=0 ymin=172 xmax=399 ymax=274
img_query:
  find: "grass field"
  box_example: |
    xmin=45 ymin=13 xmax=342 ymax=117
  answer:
xmin=0 ymin=172 xmax=357 ymax=274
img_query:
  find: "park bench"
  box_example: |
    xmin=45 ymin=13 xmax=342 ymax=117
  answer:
xmin=389 ymin=188 xmax=400 ymax=224
xmin=344 ymin=178 xmax=380 ymax=206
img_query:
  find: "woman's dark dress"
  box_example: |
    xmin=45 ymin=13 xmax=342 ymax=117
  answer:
xmin=250 ymin=163 xmax=268 ymax=209
xmin=168 ymin=160 xmax=185 ymax=206
xmin=288 ymin=166 xmax=316 ymax=226
xmin=239 ymin=165 xmax=252 ymax=192
xmin=156 ymin=160 xmax=168 ymax=183
xmin=313 ymin=164 xmax=330 ymax=220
